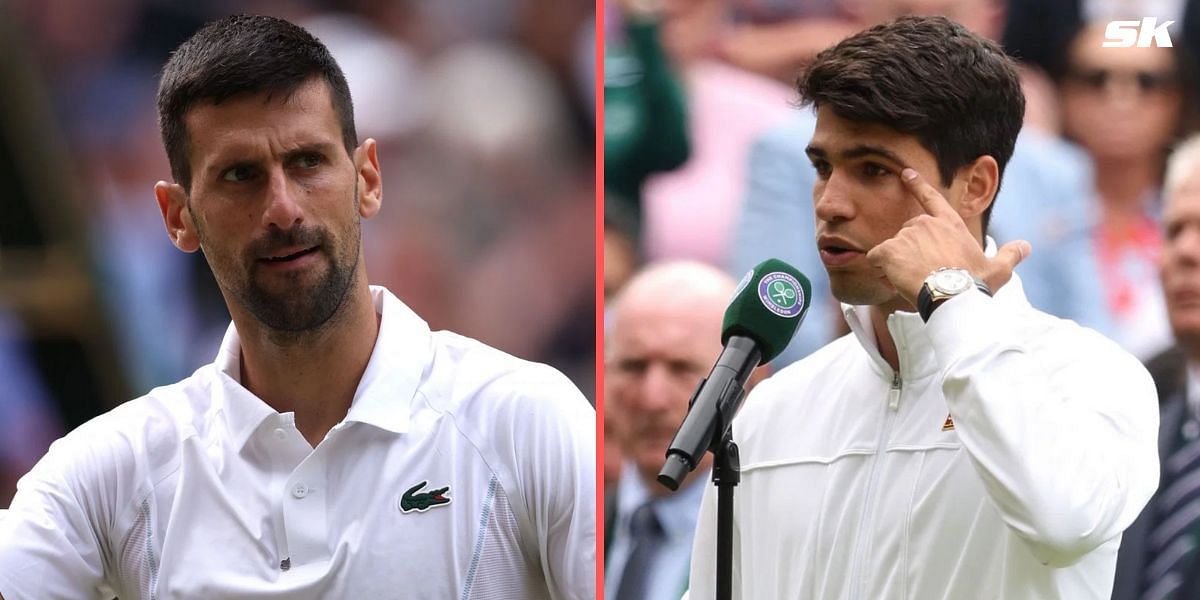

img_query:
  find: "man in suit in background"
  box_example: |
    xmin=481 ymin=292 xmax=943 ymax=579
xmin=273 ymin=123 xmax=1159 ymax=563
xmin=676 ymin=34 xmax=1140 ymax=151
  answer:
xmin=1113 ymin=133 xmax=1200 ymax=600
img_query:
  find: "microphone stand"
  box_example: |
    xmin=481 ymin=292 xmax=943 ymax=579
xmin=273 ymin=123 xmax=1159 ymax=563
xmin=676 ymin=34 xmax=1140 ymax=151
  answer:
xmin=713 ymin=429 xmax=740 ymax=600
xmin=658 ymin=336 xmax=760 ymax=600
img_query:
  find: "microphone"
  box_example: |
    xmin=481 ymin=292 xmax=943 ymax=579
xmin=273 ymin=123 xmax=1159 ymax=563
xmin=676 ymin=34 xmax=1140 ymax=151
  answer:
xmin=657 ymin=258 xmax=810 ymax=491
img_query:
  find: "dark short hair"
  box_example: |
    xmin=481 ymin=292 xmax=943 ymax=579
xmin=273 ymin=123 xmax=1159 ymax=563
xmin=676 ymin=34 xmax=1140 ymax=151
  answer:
xmin=797 ymin=15 xmax=1025 ymax=232
xmin=157 ymin=14 xmax=357 ymax=189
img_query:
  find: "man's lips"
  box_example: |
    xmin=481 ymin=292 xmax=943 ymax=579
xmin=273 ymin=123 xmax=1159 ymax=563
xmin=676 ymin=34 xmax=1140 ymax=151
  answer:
xmin=257 ymin=245 xmax=320 ymax=267
xmin=1169 ymin=287 xmax=1200 ymax=307
xmin=818 ymin=236 xmax=865 ymax=267
xmin=632 ymin=425 xmax=679 ymax=446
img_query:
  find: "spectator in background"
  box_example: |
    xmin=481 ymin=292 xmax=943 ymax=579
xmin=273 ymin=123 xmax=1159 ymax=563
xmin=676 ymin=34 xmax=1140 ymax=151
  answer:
xmin=309 ymin=5 xmax=597 ymax=395
xmin=79 ymin=68 xmax=229 ymax=392
xmin=638 ymin=0 xmax=795 ymax=266
xmin=1003 ymin=0 xmax=1200 ymax=99
xmin=1113 ymin=134 xmax=1200 ymax=600
xmin=604 ymin=261 xmax=761 ymax=600
xmin=605 ymin=0 xmax=690 ymax=223
xmin=713 ymin=0 xmax=861 ymax=83
xmin=605 ymin=196 xmax=643 ymax=308
xmin=844 ymin=0 xmax=1063 ymax=134
xmin=712 ymin=0 xmax=1062 ymax=134
xmin=1054 ymin=20 xmax=1199 ymax=360
xmin=412 ymin=39 xmax=596 ymax=393
xmin=730 ymin=1 xmax=1105 ymax=367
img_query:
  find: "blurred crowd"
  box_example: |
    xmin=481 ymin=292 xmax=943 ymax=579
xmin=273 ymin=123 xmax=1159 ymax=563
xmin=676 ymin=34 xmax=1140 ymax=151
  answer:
xmin=0 ymin=0 xmax=595 ymax=507
xmin=604 ymin=0 xmax=1200 ymax=596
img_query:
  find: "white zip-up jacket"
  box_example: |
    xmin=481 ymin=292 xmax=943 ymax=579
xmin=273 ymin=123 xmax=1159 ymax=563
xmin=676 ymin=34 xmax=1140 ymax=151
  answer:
xmin=685 ymin=272 xmax=1160 ymax=599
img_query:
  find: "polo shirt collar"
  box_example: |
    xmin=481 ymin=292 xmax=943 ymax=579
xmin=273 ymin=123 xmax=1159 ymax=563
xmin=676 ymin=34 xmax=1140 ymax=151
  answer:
xmin=344 ymin=286 xmax=431 ymax=434
xmin=210 ymin=285 xmax=432 ymax=450
xmin=210 ymin=323 xmax=271 ymax=451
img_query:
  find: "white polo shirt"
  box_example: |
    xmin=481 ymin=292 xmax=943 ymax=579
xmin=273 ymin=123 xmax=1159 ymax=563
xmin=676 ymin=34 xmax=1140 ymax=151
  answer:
xmin=0 ymin=286 xmax=596 ymax=599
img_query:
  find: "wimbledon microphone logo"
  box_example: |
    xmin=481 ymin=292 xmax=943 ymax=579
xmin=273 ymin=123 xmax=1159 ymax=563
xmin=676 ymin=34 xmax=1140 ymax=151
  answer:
xmin=758 ymin=272 xmax=804 ymax=318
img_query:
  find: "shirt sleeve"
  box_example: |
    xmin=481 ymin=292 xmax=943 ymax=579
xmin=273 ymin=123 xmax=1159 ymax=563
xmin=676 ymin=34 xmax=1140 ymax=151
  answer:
xmin=925 ymin=289 xmax=1161 ymax=567
xmin=503 ymin=365 xmax=597 ymax=600
xmin=0 ymin=428 xmax=122 ymax=599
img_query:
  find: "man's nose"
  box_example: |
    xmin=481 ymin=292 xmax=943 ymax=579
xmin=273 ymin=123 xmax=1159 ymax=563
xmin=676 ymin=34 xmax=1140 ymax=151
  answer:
xmin=1173 ymin=225 xmax=1200 ymax=265
xmin=814 ymin=174 xmax=854 ymax=223
xmin=637 ymin=364 xmax=686 ymax=414
xmin=262 ymin=167 xmax=305 ymax=230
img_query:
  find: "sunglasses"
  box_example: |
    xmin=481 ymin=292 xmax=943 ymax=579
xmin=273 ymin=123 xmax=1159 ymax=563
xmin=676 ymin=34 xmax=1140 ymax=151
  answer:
xmin=1066 ymin=67 xmax=1180 ymax=94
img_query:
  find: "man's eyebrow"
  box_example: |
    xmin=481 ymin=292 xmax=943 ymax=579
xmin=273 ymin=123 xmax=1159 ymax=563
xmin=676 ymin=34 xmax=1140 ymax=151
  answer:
xmin=281 ymin=141 xmax=340 ymax=161
xmin=805 ymin=143 xmax=906 ymax=165
xmin=203 ymin=155 xmax=260 ymax=179
xmin=843 ymin=144 xmax=905 ymax=165
xmin=204 ymin=141 xmax=340 ymax=176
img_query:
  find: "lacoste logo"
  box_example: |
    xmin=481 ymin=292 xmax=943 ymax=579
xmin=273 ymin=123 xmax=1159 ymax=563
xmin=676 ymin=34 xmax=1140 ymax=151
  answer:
xmin=942 ymin=414 xmax=955 ymax=432
xmin=400 ymin=480 xmax=452 ymax=513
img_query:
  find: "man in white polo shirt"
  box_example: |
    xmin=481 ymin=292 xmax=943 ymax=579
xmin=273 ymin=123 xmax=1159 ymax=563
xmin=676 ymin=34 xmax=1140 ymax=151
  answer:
xmin=0 ymin=14 xmax=595 ymax=600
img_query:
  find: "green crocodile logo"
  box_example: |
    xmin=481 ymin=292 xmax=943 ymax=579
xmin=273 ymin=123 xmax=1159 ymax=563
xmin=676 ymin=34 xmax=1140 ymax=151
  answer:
xmin=400 ymin=480 xmax=452 ymax=513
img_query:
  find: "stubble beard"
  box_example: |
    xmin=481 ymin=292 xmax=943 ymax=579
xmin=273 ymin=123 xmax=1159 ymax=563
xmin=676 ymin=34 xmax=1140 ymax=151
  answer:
xmin=241 ymin=232 xmax=359 ymax=334
xmin=195 ymin=189 xmax=362 ymax=337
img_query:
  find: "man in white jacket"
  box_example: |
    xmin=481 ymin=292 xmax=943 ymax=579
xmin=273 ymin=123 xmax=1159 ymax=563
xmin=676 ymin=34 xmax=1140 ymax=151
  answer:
xmin=685 ymin=16 xmax=1159 ymax=599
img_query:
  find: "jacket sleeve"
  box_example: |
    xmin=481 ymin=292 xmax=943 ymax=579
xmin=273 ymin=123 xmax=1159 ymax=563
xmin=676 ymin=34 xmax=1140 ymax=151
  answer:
xmin=925 ymin=289 xmax=1160 ymax=567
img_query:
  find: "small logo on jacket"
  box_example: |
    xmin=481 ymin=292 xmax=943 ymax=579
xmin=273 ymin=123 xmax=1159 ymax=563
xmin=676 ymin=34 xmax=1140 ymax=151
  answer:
xmin=942 ymin=414 xmax=955 ymax=432
xmin=400 ymin=480 xmax=452 ymax=513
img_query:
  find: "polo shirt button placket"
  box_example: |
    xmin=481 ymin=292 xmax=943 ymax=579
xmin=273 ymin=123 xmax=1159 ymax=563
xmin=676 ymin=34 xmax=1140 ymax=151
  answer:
xmin=292 ymin=483 xmax=309 ymax=499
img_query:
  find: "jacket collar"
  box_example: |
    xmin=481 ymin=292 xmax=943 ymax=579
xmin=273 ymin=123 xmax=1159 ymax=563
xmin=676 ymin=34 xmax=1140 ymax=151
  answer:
xmin=840 ymin=237 xmax=1031 ymax=383
xmin=211 ymin=285 xmax=432 ymax=450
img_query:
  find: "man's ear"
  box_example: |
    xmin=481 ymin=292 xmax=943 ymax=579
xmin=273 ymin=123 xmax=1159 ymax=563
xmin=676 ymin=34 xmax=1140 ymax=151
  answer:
xmin=354 ymin=138 xmax=382 ymax=220
xmin=956 ymin=155 xmax=1000 ymax=222
xmin=155 ymin=181 xmax=200 ymax=252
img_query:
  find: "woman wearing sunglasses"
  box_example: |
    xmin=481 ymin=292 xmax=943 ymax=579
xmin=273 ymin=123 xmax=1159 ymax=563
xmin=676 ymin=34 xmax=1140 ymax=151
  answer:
xmin=1054 ymin=19 xmax=1200 ymax=362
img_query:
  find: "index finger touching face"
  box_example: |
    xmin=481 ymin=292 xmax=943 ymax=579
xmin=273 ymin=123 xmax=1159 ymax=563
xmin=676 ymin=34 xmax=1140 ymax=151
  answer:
xmin=900 ymin=168 xmax=958 ymax=220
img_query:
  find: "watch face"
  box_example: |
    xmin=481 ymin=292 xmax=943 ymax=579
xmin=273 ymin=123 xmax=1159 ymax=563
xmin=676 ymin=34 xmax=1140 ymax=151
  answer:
xmin=931 ymin=269 xmax=973 ymax=294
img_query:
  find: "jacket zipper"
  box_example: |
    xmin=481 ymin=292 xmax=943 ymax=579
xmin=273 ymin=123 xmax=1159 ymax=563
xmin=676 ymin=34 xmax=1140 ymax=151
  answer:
xmin=847 ymin=371 xmax=902 ymax=600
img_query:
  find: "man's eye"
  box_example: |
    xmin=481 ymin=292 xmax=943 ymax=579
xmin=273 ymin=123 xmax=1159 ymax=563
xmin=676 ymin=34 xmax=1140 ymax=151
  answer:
xmin=295 ymin=153 xmax=322 ymax=169
xmin=668 ymin=360 xmax=701 ymax=377
xmin=616 ymin=359 xmax=647 ymax=375
xmin=863 ymin=163 xmax=890 ymax=177
xmin=222 ymin=165 xmax=256 ymax=182
xmin=811 ymin=160 xmax=832 ymax=178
